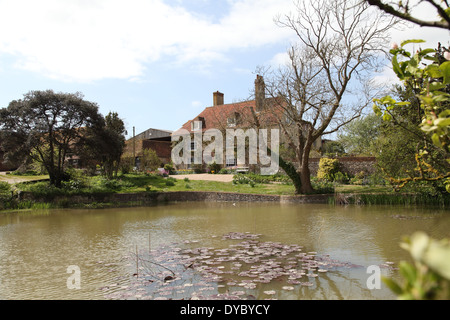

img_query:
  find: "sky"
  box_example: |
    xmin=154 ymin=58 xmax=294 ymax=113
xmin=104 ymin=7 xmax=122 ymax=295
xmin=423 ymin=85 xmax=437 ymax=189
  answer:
xmin=0 ymin=0 xmax=449 ymax=139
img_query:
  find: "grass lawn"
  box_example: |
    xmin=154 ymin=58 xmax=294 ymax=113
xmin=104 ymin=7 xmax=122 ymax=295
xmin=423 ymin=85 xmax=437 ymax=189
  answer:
xmin=10 ymin=172 xmax=395 ymax=196
xmin=8 ymin=172 xmax=449 ymax=209
xmin=93 ymin=174 xmax=394 ymax=196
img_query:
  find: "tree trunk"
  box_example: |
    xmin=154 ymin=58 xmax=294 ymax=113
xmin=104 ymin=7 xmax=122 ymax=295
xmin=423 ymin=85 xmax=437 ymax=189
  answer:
xmin=299 ymin=161 xmax=314 ymax=194
xmin=299 ymin=142 xmax=314 ymax=194
xmin=49 ymin=170 xmax=63 ymax=188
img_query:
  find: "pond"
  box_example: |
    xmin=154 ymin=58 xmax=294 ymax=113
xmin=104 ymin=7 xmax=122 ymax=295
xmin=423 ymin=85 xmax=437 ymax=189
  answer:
xmin=0 ymin=202 xmax=448 ymax=300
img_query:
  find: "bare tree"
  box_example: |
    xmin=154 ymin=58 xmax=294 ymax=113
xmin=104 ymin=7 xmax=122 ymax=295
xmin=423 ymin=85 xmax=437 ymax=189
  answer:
xmin=366 ymin=0 xmax=450 ymax=30
xmin=256 ymin=0 xmax=396 ymax=194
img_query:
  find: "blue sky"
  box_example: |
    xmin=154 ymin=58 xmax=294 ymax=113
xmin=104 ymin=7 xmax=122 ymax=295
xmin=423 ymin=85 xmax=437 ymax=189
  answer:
xmin=0 ymin=0 xmax=448 ymax=139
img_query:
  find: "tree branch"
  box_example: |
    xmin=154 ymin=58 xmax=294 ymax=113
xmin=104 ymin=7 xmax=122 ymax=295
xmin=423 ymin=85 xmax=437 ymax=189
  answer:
xmin=366 ymin=0 xmax=450 ymax=29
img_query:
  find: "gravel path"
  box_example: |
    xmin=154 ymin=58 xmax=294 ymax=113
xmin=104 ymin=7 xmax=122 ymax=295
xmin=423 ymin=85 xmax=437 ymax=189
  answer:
xmin=0 ymin=172 xmax=48 ymax=184
xmin=170 ymin=174 xmax=234 ymax=183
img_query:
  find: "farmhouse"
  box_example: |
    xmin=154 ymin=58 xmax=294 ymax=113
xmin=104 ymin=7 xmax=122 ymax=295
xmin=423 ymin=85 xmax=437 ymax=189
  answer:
xmin=173 ymin=75 xmax=322 ymax=173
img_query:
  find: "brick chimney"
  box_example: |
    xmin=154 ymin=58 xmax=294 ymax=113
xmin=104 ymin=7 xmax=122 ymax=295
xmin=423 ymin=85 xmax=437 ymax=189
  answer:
xmin=255 ymin=75 xmax=265 ymax=111
xmin=213 ymin=91 xmax=224 ymax=106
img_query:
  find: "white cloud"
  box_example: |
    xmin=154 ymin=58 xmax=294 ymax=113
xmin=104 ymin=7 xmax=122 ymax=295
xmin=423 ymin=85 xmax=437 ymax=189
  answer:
xmin=191 ymin=100 xmax=203 ymax=108
xmin=268 ymin=51 xmax=290 ymax=68
xmin=0 ymin=0 xmax=293 ymax=82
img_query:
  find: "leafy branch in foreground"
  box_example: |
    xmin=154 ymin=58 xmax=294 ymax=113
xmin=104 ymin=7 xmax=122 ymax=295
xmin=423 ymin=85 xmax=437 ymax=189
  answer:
xmin=373 ymin=40 xmax=450 ymax=192
xmin=383 ymin=232 xmax=450 ymax=300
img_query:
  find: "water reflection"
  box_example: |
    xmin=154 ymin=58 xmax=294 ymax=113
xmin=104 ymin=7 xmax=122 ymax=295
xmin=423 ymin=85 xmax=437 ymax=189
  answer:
xmin=0 ymin=202 xmax=448 ymax=300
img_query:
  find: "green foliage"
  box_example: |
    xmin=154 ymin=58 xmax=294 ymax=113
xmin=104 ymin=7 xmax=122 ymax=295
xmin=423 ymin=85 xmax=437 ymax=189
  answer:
xmin=9 ymin=170 xmax=41 ymax=176
xmin=0 ymin=181 xmax=11 ymax=193
xmin=321 ymin=140 xmax=346 ymax=157
xmin=140 ymin=148 xmax=162 ymax=173
xmin=164 ymin=163 xmax=176 ymax=175
xmin=232 ymin=174 xmax=255 ymax=185
xmin=373 ymin=40 xmax=450 ymax=192
xmin=231 ymin=173 xmax=292 ymax=185
xmin=99 ymin=111 xmax=126 ymax=179
xmin=0 ymin=181 xmax=14 ymax=210
xmin=0 ymin=90 xmax=106 ymax=187
xmin=310 ymin=177 xmax=335 ymax=194
xmin=207 ymin=162 xmax=222 ymax=174
xmin=119 ymin=154 xmax=135 ymax=174
xmin=333 ymin=171 xmax=350 ymax=184
xmin=317 ymin=158 xmax=340 ymax=181
xmin=383 ymin=232 xmax=450 ymax=300
xmin=192 ymin=164 xmax=204 ymax=174
xmin=278 ymin=155 xmax=302 ymax=194
xmin=165 ymin=178 xmax=176 ymax=187
xmin=337 ymin=113 xmax=382 ymax=156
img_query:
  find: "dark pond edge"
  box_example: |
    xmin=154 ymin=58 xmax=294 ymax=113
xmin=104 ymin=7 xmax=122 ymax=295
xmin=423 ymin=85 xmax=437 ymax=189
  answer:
xmin=18 ymin=190 xmax=334 ymax=206
xmin=15 ymin=190 xmax=449 ymax=210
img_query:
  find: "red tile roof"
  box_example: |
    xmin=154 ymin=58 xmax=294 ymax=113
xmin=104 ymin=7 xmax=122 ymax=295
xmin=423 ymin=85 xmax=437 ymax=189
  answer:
xmin=174 ymin=98 xmax=284 ymax=135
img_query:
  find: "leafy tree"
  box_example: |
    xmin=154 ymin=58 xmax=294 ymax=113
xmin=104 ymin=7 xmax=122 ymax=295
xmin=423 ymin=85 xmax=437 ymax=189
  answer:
xmin=337 ymin=113 xmax=383 ymax=156
xmin=321 ymin=140 xmax=346 ymax=157
xmin=140 ymin=148 xmax=161 ymax=172
xmin=83 ymin=111 xmax=126 ymax=179
xmin=0 ymin=90 xmax=105 ymax=187
xmin=373 ymin=40 xmax=450 ymax=191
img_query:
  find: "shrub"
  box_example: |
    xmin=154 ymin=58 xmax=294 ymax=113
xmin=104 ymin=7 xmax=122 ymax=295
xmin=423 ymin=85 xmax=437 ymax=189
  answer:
xmin=232 ymin=175 xmax=254 ymax=185
xmin=184 ymin=177 xmax=190 ymax=182
xmin=165 ymin=180 xmax=175 ymax=186
xmin=311 ymin=177 xmax=335 ymax=194
xmin=0 ymin=181 xmax=11 ymax=193
xmin=164 ymin=163 xmax=176 ymax=175
xmin=367 ymin=171 xmax=387 ymax=186
xmin=317 ymin=158 xmax=340 ymax=181
xmin=99 ymin=178 xmax=122 ymax=191
xmin=334 ymin=171 xmax=350 ymax=184
xmin=165 ymin=177 xmax=177 ymax=186
xmin=119 ymin=154 xmax=135 ymax=174
xmin=192 ymin=164 xmax=204 ymax=174
xmin=207 ymin=162 xmax=222 ymax=174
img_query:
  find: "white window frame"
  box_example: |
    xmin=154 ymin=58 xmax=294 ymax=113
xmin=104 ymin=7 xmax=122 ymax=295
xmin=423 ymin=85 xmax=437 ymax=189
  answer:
xmin=226 ymin=157 xmax=237 ymax=167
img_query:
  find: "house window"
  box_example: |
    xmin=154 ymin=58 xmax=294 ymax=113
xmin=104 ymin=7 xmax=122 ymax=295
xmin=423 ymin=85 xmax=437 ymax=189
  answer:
xmin=191 ymin=141 xmax=197 ymax=151
xmin=227 ymin=117 xmax=236 ymax=127
xmin=227 ymin=112 xmax=241 ymax=128
xmin=192 ymin=121 xmax=202 ymax=131
xmin=226 ymin=157 xmax=237 ymax=167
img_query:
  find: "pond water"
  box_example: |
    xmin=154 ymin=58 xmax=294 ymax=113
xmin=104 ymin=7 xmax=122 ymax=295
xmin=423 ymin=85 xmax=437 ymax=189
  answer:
xmin=0 ymin=202 xmax=448 ymax=300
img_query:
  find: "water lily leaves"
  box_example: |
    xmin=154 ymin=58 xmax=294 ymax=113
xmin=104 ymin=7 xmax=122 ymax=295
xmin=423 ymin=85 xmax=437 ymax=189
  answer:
xmin=108 ymin=232 xmax=366 ymax=300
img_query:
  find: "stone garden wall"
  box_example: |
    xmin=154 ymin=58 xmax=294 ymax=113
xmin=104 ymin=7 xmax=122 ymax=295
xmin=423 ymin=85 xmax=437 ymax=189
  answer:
xmin=307 ymin=157 xmax=377 ymax=176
